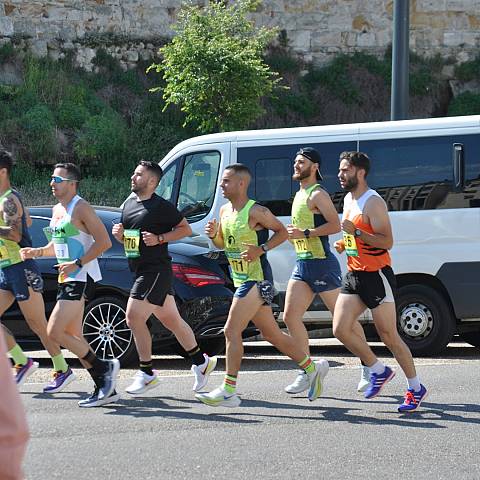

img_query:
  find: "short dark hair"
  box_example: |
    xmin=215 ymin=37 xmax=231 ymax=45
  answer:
xmin=225 ymin=163 xmax=252 ymax=178
xmin=139 ymin=160 xmax=163 ymax=183
xmin=54 ymin=163 xmax=81 ymax=182
xmin=0 ymin=148 xmax=14 ymax=174
xmin=339 ymin=151 xmax=370 ymax=176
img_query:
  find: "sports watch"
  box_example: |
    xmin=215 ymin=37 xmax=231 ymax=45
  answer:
xmin=74 ymin=258 xmax=83 ymax=268
xmin=303 ymin=229 xmax=311 ymax=238
xmin=354 ymin=229 xmax=362 ymax=238
xmin=260 ymin=243 xmax=269 ymax=253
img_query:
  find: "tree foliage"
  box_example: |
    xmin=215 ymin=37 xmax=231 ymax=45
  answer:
xmin=149 ymin=0 xmax=280 ymax=133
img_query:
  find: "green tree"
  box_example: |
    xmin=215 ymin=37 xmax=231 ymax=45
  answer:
xmin=149 ymin=0 xmax=280 ymax=133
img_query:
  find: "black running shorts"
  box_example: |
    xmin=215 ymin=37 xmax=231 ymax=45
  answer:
xmin=57 ymin=276 xmax=95 ymax=302
xmin=341 ymin=265 xmax=396 ymax=309
xmin=130 ymin=271 xmax=175 ymax=307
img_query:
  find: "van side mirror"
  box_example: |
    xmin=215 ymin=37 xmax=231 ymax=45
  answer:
xmin=453 ymin=143 xmax=465 ymax=193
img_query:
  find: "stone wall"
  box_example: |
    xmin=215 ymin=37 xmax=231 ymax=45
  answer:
xmin=1 ymin=0 xmax=480 ymax=71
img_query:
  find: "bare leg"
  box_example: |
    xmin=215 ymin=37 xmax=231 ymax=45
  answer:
xmin=125 ymin=297 xmax=156 ymax=362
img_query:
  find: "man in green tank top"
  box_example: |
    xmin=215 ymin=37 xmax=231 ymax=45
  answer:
xmin=195 ymin=164 xmax=328 ymax=407
xmin=0 ymin=148 xmax=74 ymax=393
xmin=284 ymin=147 xmax=371 ymax=395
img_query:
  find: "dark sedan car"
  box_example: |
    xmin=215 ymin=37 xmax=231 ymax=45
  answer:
xmin=2 ymin=206 xmax=241 ymax=366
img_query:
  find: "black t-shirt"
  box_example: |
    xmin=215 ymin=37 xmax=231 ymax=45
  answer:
xmin=121 ymin=193 xmax=184 ymax=273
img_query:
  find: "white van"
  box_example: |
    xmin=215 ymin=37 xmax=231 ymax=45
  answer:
xmin=156 ymin=115 xmax=480 ymax=355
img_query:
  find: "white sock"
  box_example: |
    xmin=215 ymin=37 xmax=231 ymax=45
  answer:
xmin=369 ymin=360 xmax=385 ymax=375
xmin=407 ymin=376 xmax=421 ymax=392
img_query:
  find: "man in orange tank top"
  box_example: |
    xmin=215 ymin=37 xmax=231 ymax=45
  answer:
xmin=333 ymin=151 xmax=428 ymax=413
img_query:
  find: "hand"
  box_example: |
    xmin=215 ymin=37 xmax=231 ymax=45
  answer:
xmin=286 ymin=224 xmax=304 ymax=239
xmin=142 ymin=231 xmax=160 ymax=247
xmin=334 ymin=240 xmax=345 ymax=254
xmin=55 ymin=261 xmax=78 ymax=277
xmin=112 ymin=222 xmax=124 ymax=241
xmin=341 ymin=219 xmax=356 ymax=235
xmin=20 ymin=247 xmax=35 ymax=260
xmin=205 ymin=219 xmax=218 ymax=239
xmin=240 ymin=243 xmax=262 ymax=262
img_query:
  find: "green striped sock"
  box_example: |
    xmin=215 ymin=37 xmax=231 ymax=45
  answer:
xmin=222 ymin=374 xmax=237 ymax=394
xmin=52 ymin=353 xmax=68 ymax=373
xmin=298 ymin=356 xmax=315 ymax=375
xmin=9 ymin=344 xmax=28 ymax=366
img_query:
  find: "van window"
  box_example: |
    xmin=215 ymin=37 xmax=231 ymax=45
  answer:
xmin=177 ymin=151 xmax=221 ymax=221
xmin=359 ymin=135 xmax=480 ymax=211
xmin=157 ymin=159 xmax=179 ymax=204
xmin=238 ymin=141 xmax=356 ymax=216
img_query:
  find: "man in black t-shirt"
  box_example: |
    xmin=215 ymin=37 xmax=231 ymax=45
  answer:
xmin=112 ymin=161 xmax=217 ymax=396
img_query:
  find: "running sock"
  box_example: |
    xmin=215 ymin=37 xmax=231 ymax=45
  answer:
xmin=140 ymin=362 xmax=154 ymax=377
xmin=82 ymin=351 xmax=108 ymax=375
xmin=222 ymin=374 xmax=237 ymax=394
xmin=9 ymin=344 xmax=28 ymax=366
xmin=187 ymin=345 xmax=206 ymax=366
xmin=298 ymin=355 xmax=316 ymax=375
xmin=369 ymin=360 xmax=386 ymax=375
xmin=407 ymin=376 xmax=422 ymax=392
xmin=52 ymin=353 xmax=68 ymax=373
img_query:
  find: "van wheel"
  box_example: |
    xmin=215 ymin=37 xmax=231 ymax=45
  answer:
xmin=396 ymin=285 xmax=456 ymax=356
xmin=83 ymin=296 xmax=137 ymax=367
xmin=460 ymin=332 xmax=480 ymax=349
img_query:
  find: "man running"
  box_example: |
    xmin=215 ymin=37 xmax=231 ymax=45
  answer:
xmin=333 ymin=151 xmax=427 ymax=412
xmin=112 ymin=161 xmax=216 ymax=396
xmin=283 ymin=147 xmax=370 ymax=395
xmin=21 ymin=163 xmax=119 ymax=407
xmin=0 ymin=148 xmax=74 ymax=393
xmin=196 ymin=163 xmax=327 ymax=407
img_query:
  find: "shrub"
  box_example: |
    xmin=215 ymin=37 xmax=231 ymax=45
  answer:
xmin=448 ymin=92 xmax=480 ymax=116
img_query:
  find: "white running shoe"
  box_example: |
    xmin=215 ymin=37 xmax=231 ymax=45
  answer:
xmin=195 ymin=386 xmax=241 ymax=407
xmin=78 ymin=388 xmax=121 ymax=408
xmin=191 ymin=354 xmax=218 ymax=392
xmin=307 ymin=359 xmax=329 ymax=401
xmin=125 ymin=371 xmax=160 ymax=396
xmin=357 ymin=365 xmax=370 ymax=393
xmin=285 ymin=371 xmax=309 ymax=394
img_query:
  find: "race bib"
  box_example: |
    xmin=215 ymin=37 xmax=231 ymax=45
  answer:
xmin=124 ymin=229 xmax=140 ymax=258
xmin=293 ymin=238 xmax=313 ymax=259
xmin=53 ymin=238 xmax=70 ymax=261
xmin=0 ymin=240 xmax=11 ymax=268
xmin=343 ymin=232 xmax=359 ymax=257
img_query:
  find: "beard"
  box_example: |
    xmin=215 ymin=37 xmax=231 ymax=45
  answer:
xmin=342 ymin=175 xmax=359 ymax=192
xmin=292 ymin=167 xmax=313 ymax=181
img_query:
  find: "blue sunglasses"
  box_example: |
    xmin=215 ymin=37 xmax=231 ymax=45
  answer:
xmin=51 ymin=176 xmax=78 ymax=184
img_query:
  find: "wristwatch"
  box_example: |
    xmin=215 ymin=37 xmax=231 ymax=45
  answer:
xmin=158 ymin=234 xmax=165 ymax=244
xmin=260 ymin=243 xmax=269 ymax=253
xmin=303 ymin=229 xmax=311 ymax=239
xmin=74 ymin=258 xmax=83 ymax=268
xmin=354 ymin=229 xmax=362 ymax=238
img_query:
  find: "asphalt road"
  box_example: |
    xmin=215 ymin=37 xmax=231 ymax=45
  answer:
xmin=18 ymin=341 xmax=480 ymax=480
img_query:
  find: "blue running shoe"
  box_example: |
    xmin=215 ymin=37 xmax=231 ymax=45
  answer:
xmin=398 ymin=384 xmax=428 ymax=413
xmin=364 ymin=366 xmax=395 ymax=399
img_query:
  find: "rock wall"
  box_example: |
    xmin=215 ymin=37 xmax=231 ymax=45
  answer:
xmin=1 ymin=0 xmax=479 ymax=71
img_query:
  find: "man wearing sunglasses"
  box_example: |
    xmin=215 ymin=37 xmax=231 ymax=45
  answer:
xmin=0 ymin=148 xmax=75 ymax=393
xmin=21 ymin=163 xmax=120 ymax=407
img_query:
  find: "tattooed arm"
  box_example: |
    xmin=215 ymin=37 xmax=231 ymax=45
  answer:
xmin=0 ymin=194 xmax=23 ymax=243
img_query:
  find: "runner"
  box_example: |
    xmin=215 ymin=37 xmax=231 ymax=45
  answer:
xmin=196 ymin=163 xmax=328 ymax=407
xmin=333 ymin=151 xmax=428 ymax=412
xmin=283 ymin=147 xmax=370 ymax=395
xmin=0 ymin=148 xmax=74 ymax=393
xmin=21 ymin=162 xmax=120 ymax=407
xmin=112 ymin=161 xmax=217 ymax=396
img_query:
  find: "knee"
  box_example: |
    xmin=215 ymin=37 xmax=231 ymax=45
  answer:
xmin=332 ymin=321 xmax=347 ymax=341
xmin=224 ymin=324 xmax=242 ymax=344
xmin=126 ymin=313 xmax=144 ymax=330
xmin=377 ymin=330 xmax=400 ymax=349
xmin=46 ymin=323 xmax=62 ymax=344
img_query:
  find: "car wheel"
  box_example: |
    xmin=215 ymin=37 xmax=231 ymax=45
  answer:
xmin=396 ymin=284 xmax=456 ymax=356
xmin=460 ymin=332 xmax=480 ymax=349
xmin=82 ymin=296 xmax=137 ymax=367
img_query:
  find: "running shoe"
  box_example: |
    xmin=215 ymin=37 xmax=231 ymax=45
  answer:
xmin=307 ymin=359 xmax=329 ymax=401
xmin=397 ymin=384 xmax=428 ymax=413
xmin=125 ymin=370 xmax=160 ymax=396
xmin=43 ymin=367 xmax=77 ymax=394
xmin=364 ymin=366 xmax=396 ymax=399
xmin=195 ymin=387 xmax=241 ymax=407
xmin=191 ymin=354 xmax=217 ymax=392
xmin=285 ymin=371 xmax=309 ymax=394
xmin=15 ymin=357 xmax=39 ymax=387
xmin=357 ymin=365 xmax=370 ymax=393
xmin=78 ymin=388 xmax=121 ymax=408
xmin=98 ymin=359 xmax=120 ymax=400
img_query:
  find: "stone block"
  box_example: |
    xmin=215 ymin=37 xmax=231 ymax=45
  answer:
xmin=443 ymin=31 xmax=463 ymax=46
xmin=0 ymin=16 xmax=14 ymax=37
xmin=30 ymin=40 xmax=48 ymax=58
xmin=290 ymin=29 xmax=311 ymax=52
xmin=416 ymin=0 xmax=447 ymax=11
xmin=357 ymin=31 xmax=376 ymax=47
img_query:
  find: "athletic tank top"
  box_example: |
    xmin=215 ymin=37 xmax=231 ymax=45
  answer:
xmin=221 ymin=199 xmax=268 ymax=287
xmin=0 ymin=189 xmax=26 ymax=268
xmin=48 ymin=195 xmax=102 ymax=283
xmin=342 ymin=189 xmax=391 ymax=272
xmin=291 ymin=183 xmax=331 ymax=260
